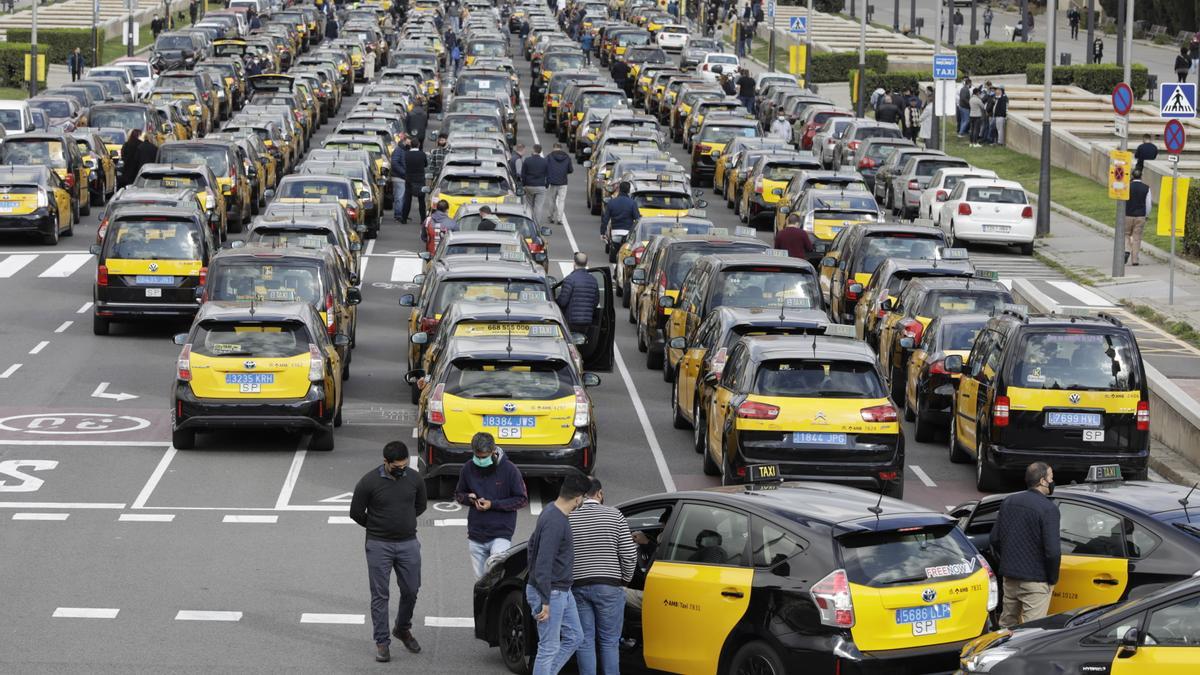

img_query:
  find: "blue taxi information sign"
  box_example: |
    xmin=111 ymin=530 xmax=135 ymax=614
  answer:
xmin=933 ymin=54 xmax=958 ymax=80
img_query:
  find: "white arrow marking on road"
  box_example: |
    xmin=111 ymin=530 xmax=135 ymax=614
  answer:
xmin=319 ymin=492 xmax=355 ymax=503
xmin=91 ymin=382 xmax=138 ymax=402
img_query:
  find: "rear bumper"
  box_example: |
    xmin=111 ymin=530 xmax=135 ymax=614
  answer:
xmin=986 ymin=442 xmax=1148 ymax=477
xmin=173 ymin=384 xmax=332 ymax=430
xmin=94 ymin=299 xmax=199 ymax=319
xmin=729 ymin=432 xmax=904 ymax=491
xmin=419 ymin=424 xmax=594 ymax=479
xmin=0 ymin=210 xmax=55 ymax=235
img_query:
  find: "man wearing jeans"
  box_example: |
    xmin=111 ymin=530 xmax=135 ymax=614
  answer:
xmin=453 ymin=432 xmax=528 ymax=579
xmin=526 ymin=474 xmax=590 ymax=675
xmin=569 ymin=477 xmax=638 ymax=675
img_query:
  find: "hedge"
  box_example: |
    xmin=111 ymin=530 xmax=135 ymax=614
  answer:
xmin=958 ymin=41 xmax=1046 ymax=76
xmin=1025 ymin=63 xmax=1150 ymax=99
xmin=854 ymin=69 xmax=932 ymax=96
xmin=1182 ymin=184 xmax=1200 ymax=257
xmin=810 ymin=50 xmax=887 ymax=83
xmin=0 ymin=42 xmax=42 ymax=88
xmin=6 ymin=28 xmax=95 ymax=66
xmin=1099 ymin=0 xmax=1197 ymax=37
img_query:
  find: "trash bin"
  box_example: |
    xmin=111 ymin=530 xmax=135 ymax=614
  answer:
xmin=1060 ymin=52 xmax=1071 ymax=66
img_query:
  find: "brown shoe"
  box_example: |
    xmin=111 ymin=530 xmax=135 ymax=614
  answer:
xmin=375 ymin=643 xmax=391 ymax=662
xmin=392 ymin=627 xmax=421 ymax=653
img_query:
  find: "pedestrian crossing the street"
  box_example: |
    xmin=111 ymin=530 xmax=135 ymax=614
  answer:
xmin=0 ymin=252 xmax=93 ymax=280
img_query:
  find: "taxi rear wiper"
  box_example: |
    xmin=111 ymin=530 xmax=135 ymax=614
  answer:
xmin=213 ymin=350 xmax=256 ymax=357
xmin=880 ymin=574 xmax=930 ymax=586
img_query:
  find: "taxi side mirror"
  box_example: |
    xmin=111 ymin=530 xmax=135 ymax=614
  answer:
xmin=1118 ymin=628 xmax=1140 ymax=658
xmin=349 ymin=273 xmax=361 ymax=286
xmin=89 ymin=244 xmax=102 ymax=255
xmin=691 ymin=189 xmax=704 ymax=198
xmin=657 ymin=295 xmax=675 ymax=308
xmin=346 ymin=287 xmax=362 ymax=305
xmin=230 ymin=240 xmax=246 ymax=249
xmin=582 ymin=372 xmax=602 ymax=387
xmin=779 ymin=206 xmax=791 ymax=214
xmin=358 ymin=190 xmax=372 ymax=200
xmin=403 ymin=369 xmax=426 ymax=385
xmin=583 ymin=160 xmax=592 ymax=168
xmin=350 ymin=241 xmax=362 ymax=252
xmin=880 ymin=297 xmax=895 ymax=311
xmin=533 ymin=252 xmax=547 ymax=263
xmin=944 ymin=354 xmax=964 ymax=374
xmin=418 ymin=251 xmax=432 ymax=260
xmin=899 ymin=337 xmax=914 ymax=349
xmin=695 ymin=199 xmax=708 ymax=208
xmin=399 ymin=293 xmax=416 ymax=307
xmin=515 ymin=186 xmax=525 ymax=196
xmin=540 ymin=226 xmax=553 ymax=237
xmin=848 ymin=283 xmax=863 ymax=296
xmin=820 ymin=256 xmax=836 ymax=268
xmin=412 ymin=274 xmax=426 ymax=284
xmin=631 ymin=268 xmax=647 ymax=284
xmin=410 ymin=332 xmax=429 ymax=344
xmin=668 ymin=336 xmax=687 ymax=349
xmin=772 ymin=188 xmax=783 ymax=196
xmin=571 ymin=332 xmax=587 ymax=345
xmin=173 ymin=333 xmax=189 ymax=345
xmin=936 ymin=193 xmax=948 ymax=202
xmin=333 ymin=334 xmax=351 ymax=347
xmin=703 ymin=371 xmax=719 ymax=384
xmin=421 ymin=186 xmax=431 ymax=194
xmin=623 ymin=256 xmax=636 ymax=266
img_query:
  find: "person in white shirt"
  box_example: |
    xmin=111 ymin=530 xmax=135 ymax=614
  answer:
xmin=769 ymin=112 xmax=792 ymax=144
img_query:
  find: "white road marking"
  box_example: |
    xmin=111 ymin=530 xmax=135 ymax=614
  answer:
xmin=433 ymin=518 xmax=468 ymax=526
xmin=908 ymin=464 xmax=937 ymax=488
xmin=77 ymin=301 xmax=93 ymax=314
xmin=1046 ymin=280 xmax=1115 ymax=308
xmin=318 ymin=492 xmax=354 ymax=504
xmin=130 ymin=445 xmax=178 ymax=509
xmin=28 ymin=341 xmax=49 ymax=355
xmin=424 ymin=617 xmax=474 ymax=628
xmin=53 ymin=607 xmax=119 ymax=619
xmin=327 ymin=516 xmax=356 ymax=524
xmin=412 ymin=426 xmax=418 ymax=437
xmin=54 ymin=321 xmax=72 ymax=333
xmin=38 ymin=254 xmax=92 ymax=278
xmin=0 ymin=441 xmax=169 ymax=446
xmin=90 ymin=382 xmax=138 ymax=401
xmin=0 ymin=501 xmax=124 ymax=509
xmin=222 ymin=515 xmax=278 ymax=524
xmin=175 ymin=610 xmax=243 ymax=622
xmin=528 ymin=491 xmax=542 ymax=515
xmin=0 ymin=363 xmax=21 ymax=378
xmin=390 ymin=256 xmax=424 ymax=282
xmin=118 ymin=513 xmax=175 ymax=522
xmin=0 ymin=254 xmax=36 ymax=278
xmin=12 ymin=512 xmax=69 ymax=520
xmin=274 ymin=448 xmax=307 ymax=510
xmin=365 ymin=238 xmax=376 ymax=256
xmin=300 ymin=613 xmax=364 ymax=624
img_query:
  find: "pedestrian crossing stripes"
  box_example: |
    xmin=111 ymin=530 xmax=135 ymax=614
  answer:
xmin=39 ymin=254 xmax=93 ymax=278
xmin=967 ymin=251 xmax=1062 ymax=281
xmin=0 ymin=252 xmax=93 ymax=280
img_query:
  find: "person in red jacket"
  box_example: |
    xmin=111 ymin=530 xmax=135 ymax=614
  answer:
xmin=773 ymin=214 xmax=813 ymax=259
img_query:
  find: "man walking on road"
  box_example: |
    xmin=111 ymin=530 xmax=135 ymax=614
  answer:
xmin=399 ymin=139 xmax=428 ymax=224
xmin=600 ymin=181 xmax=640 ymax=236
xmin=556 ymin=252 xmax=600 ymax=336
xmin=546 ymin=142 xmax=573 ymax=226
xmin=350 ymin=441 xmax=428 ymax=662
xmin=407 ymin=97 xmax=429 ymax=150
xmin=67 ymin=48 xmax=86 ymax=82
xmin=774 ymin=213 xmax=813 ymax=259
xmin=521 ymin=143 xmax=550 ymax=225
xmin=736 ymin=68 xmax=756 ymax=113
xmin=569 ymin=477 xmax=637 ymax=675
xmin=454 ymin=432 xmax=528 ymax=579
xmin=991 ymin=462 xmax=1060 ymax=629
xmin=983 ymin=6 xmax=993 ymax=39
xmin=526 ymin=474 xmax=590 ymax=675
xmin=119 ymin=129 xmax=145 ymax=188
xmin=1124 ymin=170 xmax=1151 ymax=266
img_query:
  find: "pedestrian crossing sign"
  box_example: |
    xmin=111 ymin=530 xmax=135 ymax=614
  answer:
xmin=1160 ymin=82 xmax=1197 ymax=119
xmin=789 ymin=17 xmax=807 ymax=34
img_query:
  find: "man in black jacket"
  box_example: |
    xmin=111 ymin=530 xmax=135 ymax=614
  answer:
xmin=991 ymin=462 xmax=1061 ymax=628
xmin=119 ymin=129 xmax=145 ymax=188
xmin=736 ymin=68 xmax=756 ymax=113
xmin=521 ymin=143 xmax=549 ymax=224
xmin=350 ymin=441 xmax=428 ymax=662
xmin=399 ymin=140 xmax=428 ymax=224
xmin=546 ymin=142 xmax=573 ymax=225
xmin=407 ymin=97 xmax=429 ymax=150
xmin=556 ymin=252 xmax=599 ymax=334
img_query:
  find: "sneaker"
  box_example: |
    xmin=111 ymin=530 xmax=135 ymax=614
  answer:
xmin=393 ymin=627 xmax=422 ymax=653
xmin=376 ymin=644 xmax=390 ymax=662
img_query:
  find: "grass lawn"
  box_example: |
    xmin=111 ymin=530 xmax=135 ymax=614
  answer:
xmin=749 ymin=36 xmax=789 ymax=72
xmin=100 ymin=24 xmax=154 ymax=65
xmin=0 ymin=86 xmax=28 ymax=99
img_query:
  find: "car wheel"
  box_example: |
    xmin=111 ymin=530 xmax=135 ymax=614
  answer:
xmin=333 ymin=402 xmax=343 ymax=428
xmin=80 ymin=195 xmax=91 ymax=217
xmin=1020 ymin=241 xmax=1034 ymax=256
xmin=498 ymin=590 xmax=533 ymax=675
xmin=636 ymin=324 xmax=648 ymax=352
xmin=719 ymin=448 xmax=739 ymax=486
xmin=309 ymin=427 xmax=335 ymax=452
xmin=227 ymin=216 xmax=244 ymax=234
xmin=903 ymin=391 xmax=916 ymax=422
xmin=172 ymin=427 xmax=196 ymax=450
xmin=671 ymin=376 xmax=691 ymax=429
xmin=913 ymin=397 xmax=937 ymax=443
xmin=90 ymin=186 xmax=104 ymax=207
xmin=975 ymin=438 xmax=1004 ymax=492
xmin=92 ymin=314 xmax=109 ymax=336
xmin=645 ymin=340 xmax=663 ymax=369
xmin=622 ymin=280 xmax=631 ymax=309
xmin=889 ymin=366 xmax=905 ymax=405
xmin=662 ymin=354 xmax=674 ymax=382
xmin=42 ymin=214 xmax=60 ymax=246
xmin=590 ymin=191 xmax=601 ymax=215
xmin=947 ymin=223 xmax=956 ymax=247
xmin=948 ymin=413 xmax=970 ymax=463
xmin=342 ymin=355 xmax=351 ymax=381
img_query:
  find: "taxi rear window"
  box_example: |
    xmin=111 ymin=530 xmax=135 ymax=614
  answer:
xmin=106 ymin=219 xmax=200 ymax=260
xmin=279 ymin=181 xmax=351 ymax=200
xmin=433 ymin=280 xmax=546 ymax=314
xmin=714 ymin=269 xmax=818 ymax=310
xmin=753 ymin=360 xmax=884 ymax=398
xmin=1013 ymin=331 xmax=1139 ymax=391
xmin=443 ymin=360 xmax=573 ymax=400
xmin=458 ymin=214 xmax=535 ymax=236
xmin=0 ymin=141 xmax=66 ymax=167
xmin=193 ymin=321 xmax=309 ymax=358
xmin=209 ymin=262 xmax=325 ymax=304
xmin=439 ymin=176 xmax=509 ymax=197
xmin=89 ymin=108 xmax=148 ymax=130
xmin=857 ymin=234 xmax=942 ymax=275
xmin=938 ymin=322 xmax=983 ymax=351
xmin=839 ymin=524 xmax=979 ymax=587
xmin=634 ymin=192 xmax=690 ymax=209
xmin=636 ymin=221 xmax=713 ymax=238
xmin=159 ymin=146 xmax=230 ymax=175
xmin=917 ymin=291 xmax=1008 ymax=316
xmin=763 ymin=164 xmax=807 ymax=181
xmin=699 ymin=125 xmax=758 ymax=143
xmin=814 ymin=210 xmax=876 ymax=222
xmin=137 ymin=173 xmax=203 ymax=189
xmin=664 ymin=242 xmax=765 ymax=286
xmin=446 ymin=116 xmax=503 ymax=133
xmin=250 ymin=229 xmax=337 ymax=249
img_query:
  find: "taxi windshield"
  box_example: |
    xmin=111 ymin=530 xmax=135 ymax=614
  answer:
xmin=714 ymin=269 xmax=818 ymax=310
xmin=0 ymin=110 xmax=23 ymax=130
xmin=469 ymin=41 xmax=506 ymax=57
xmin=89 ymin=108 xmax=146 ymax=129
xmin=106 ymin=219 xmax=200 ymax=260
xmin=279 ymin=180 xmax=352 ymax=200
xmin=839 ymin=525 xmax=979 ymax=587
xmin=763 ymin=164 xmax=807 ymax=181
xmin=446 ymin=116 xmax=502 ymax=134
xmin=858 ymin=235 xmax=942 ymax=275
xmin=580 ymin=92 xmax=626 ymax=110
xmin=156 ymin=35 xmax=195 ymax=50
xmin=159 ymin=146 xmax=230 ymax=175
xmin=30 ymin=99 xmax=74 ymax=119
xmin=0 ymin=140 xmax=66 ymax=168
xmin=1014 ymin=332 xmax=1139 ymax=391
xmin=754 ymin=360 xmax=884 ymax=398
xmin=544 ymin=54 xmax=584 ymax=70
xmin=209 ymin=262 xmax=325 ymax=304
xmin=634 ymin=192 xmax=690 ymax=209
xmin=444 ymin=360 xmax=573 ymax=400
xmin=700 ymin=125 xmax=757 ymax=144
xmin=193 ymin=322 xmax=309 ymax=358
xmin=433 ymin=280 xmax=546 ymax=314
xmin=439 ymin=176 xmax=509 ymax=197
xmin=137 ymin=173 xmax=204 ymax=190
xmin=917 ymin=291 xmax=1008 ymax=316
xmin=665 ymin=243 xmax=763 ymax=286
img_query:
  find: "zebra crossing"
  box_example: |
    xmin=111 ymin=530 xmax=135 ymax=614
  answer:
xmin=967 ymin=249 xmax=1063 ymax=287
xmin=0 ymin=252 xmax=93 ymax=280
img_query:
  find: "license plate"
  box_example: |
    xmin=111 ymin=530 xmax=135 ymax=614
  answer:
xmin=225 ymin=373 xmax=274 ymax=385
xmin=135 ymin=275 xmax=174 ymax=284
xmin=145 ymin=288 xmax=162 ymax=298
xmin=482 ymin=415 xmax=536 ymax=428
xmin=1046 ymin=411 xmax=1103 ymax=428
xmin=911 ymin=619 xmax=938 ymax=636
xmin=793 ymin=432 xmax=848 ymax=445
xmin=0 ymin=201 xmax=17 ymax=211
xmin=1083 ymin=429 xmax=1106 ymax=442
xmin=895 ymin=603 xmax=951 ymax=624
xmin=239 ymin=383 xmax=261 ymax=393
xmin=981 ymin=224 xmax=1011 ymax=233
xmin=497 ymin=427 xmax=522 ymax=439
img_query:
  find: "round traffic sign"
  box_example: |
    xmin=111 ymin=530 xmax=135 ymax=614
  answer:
xmin=1112 ymin=83 xmax=1133 ymax=116
xmin=1165 ymin=119 xmax=1187 ymax=154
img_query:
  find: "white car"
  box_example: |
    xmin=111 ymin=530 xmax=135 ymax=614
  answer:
xmin=919 ymin=167 xmax=998 ymax=222
xmin=698 ymin=53 xmax=740 ymax=82
xmin=0 ymin=101 xmax=34 ymax=137
xmin=935 ymin=178 xmax=1035 ymax=254
xmin=109 ymin=58 xmax=155 ymax=98
xmin=655 ymin=24 xmax=689 ymax=51
xmin=85 ymin=66 xmax=137 ymax=100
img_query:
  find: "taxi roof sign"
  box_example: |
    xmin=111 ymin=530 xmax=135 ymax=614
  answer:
xmin=746 ymin=463 xmax=782 ymax=483
xmin=765 ymin=249 xmax=789 ymax=257
xmin=1056 ymin=306 xmax=1093 ymax=317
xmin=735 ymin=226 xmax=756 ymax=237
xmin=973 ymin=269 xmax=1000 ymax=281
xmin=709 ymin=227 xmax=729 ymax=236
xmin=1085 ymin=464 xmax=1123 ymax=483
xmin=822 ymin=324 xmax=857 ymax=339
xmin=939 ymin=247 xmax=969 ymax=261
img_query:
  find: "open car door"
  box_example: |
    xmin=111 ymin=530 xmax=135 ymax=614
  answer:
xmin=578 ymin=266 xmax=615 ymax=371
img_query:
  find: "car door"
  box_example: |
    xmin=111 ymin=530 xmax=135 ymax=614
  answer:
xmin=1110 ymin=593 xmax=1200 ymax=674
xmin=707 ymin=343 xmax=749 ymax=462
xmin=1050 ymin=500 xmax=1131 ymax=614
xmin=579 ymin=266 xmax=616 ymax=371
xmin=678 ymin=315 xmax=718 ymax=420
xmin=955 ymin=330 xmax=994 ymax=454
xmin=642 ymin=501 xmax=754 ymax=675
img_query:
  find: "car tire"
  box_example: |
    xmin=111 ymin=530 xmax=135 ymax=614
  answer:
xmin=590 ymin=191 xmax=601 ymax=215
xmin=913 ymin=399 xmax=937 ymax=443
xmin=92 ymin=314 xmax=109 ymax=336
xmin=309 ymin=427 xmax=335 ymax=452
xmin=333 ymin=402 xmax=343 ymax=428
xmin=719 ymin=449 xmax=739 ymax=486
xmin=903 ymin=392 xmax=916 ymax=422
xmin=662 ymin=355 xmax=674 ymax=382
xmin=172 ymin=427 xmax=196 ymax=450
xmin=498 ymin=590 xmax=533 ymax=675
xmin=889 ymin=366 xmax=905 ymax=405
xmin=645 ymin=340 xmax=663 ymax=369
xmin=1020 ymin=242 xmax=1034 ymax=256
xmin=42 ymin=214 xmax=60 ymax=246
xmin=671 ymin=376 xmax=691 ymax=429
xmin=227 ymin=216 xmax=244 ymax=234
xmin=342 ymin=357 xmax=351 ymax=381
xmin=622 ymin=281 xmax=631 ymax=309
xmin=948 ymin=413 xmax=970 ymax=463
xmin=886 ymin=479 xmax=905 ymax=499
xmin=975 ymin=437 xmax=1004 ymax=492
xmin=90 ymin=187 xmax=104 ymax=207
xmin=80 ymin=196 xmax=90 ymax=217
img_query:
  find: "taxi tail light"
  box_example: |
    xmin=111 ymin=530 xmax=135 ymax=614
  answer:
xmin=810 ymin=569 xmax=855 ymax=628
xmin=899 ymin=318 xmax=924 ymax=344
xmin=324 ymin=292 xmax=336 ymax=336
xmin=308 ymin=344 xmax=324 ymax=382
xmin=993 ymin=395 xmax=1010 ymax=427
xmin=97 ymin=221 xmax=108 ymax=240
xmin=958 ymin=203 xmax=973 ymax=216
xmin=847 ymin=140 xmax=861 ymax=151
xmin=1021 ymin=205 xmax=1034 ymax=218
xmin=857 ymin=157 xmax=876 ymax=170
xmin=97 ymin=264 xmax=109 ymax=286
xmin=907 ymin=180 xmax=920 ymax=190
xmin=710 ymin=347 xmax=729 ymax=378
xmin=754 ymin=177 xmax=764 ymax=194
xmin=1136 ymin=400 xmax=1149 ymax=431
xmin=63 ymin=173 xmax=76 ymax=190
xmin=928 ymin=359 xmax=948 ymax=375
xmin=177 ymin=344 xmax=192 ymax=381
xmin=844 ymin=279 xmax=860 ymax=301
xmin=736 ymin=400 xmax=779 ymax=420
xmin=427 ymin=382 xmax=446 ymax=424
xmin=876 ymin=306 xmax=886 ymax=319
xmin=198 ymin=266 xmax=207 ymax=287
xmin=36 ymin=190 xmax=49 ymax=208
xmin=656 ymin=271 xmax=668 ymax=315
xmin=860 ymin=404 xmax=897 ymax=423
xmin=347 ymin=206 xmax=359 ymax=221
xmin=935 ymin=189 xmax=948 ymax=201
xmin=978 ymin=554 xmax=998 ymax=611
xmin=632 ymin=245 xmax=646 ymax=262
xmin=573 ymin=386 xmax=590 ymax=427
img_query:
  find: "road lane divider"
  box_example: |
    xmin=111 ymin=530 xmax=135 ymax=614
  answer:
xmin=28 ymin=341 xmax=48 ymax=355
xmin=53 ymin=321 xmax=72 ymax=333
xmin=222 ymin=515 xmax=279 ymax=524
xmin=53 ymin=607 xmax=119 ymax=619
xmin=300 ymin=613 xmax=364 ymax=624
xmin=12 ymin=512 xmax=69 ymax=520
xmin=38 ymin=254 xmax=92 ymax=278
xmin=175 ymin=610 xmax=243 ymax=622
xmin=0 ymin=364 xmax=21 ymax=378
xmin=118 ymin=513 xmax=175 ymax=522
xmin=76 ymin=302 xmax=92 ymax=314
xmin=908 ymin=464 xmax=937 ymax=488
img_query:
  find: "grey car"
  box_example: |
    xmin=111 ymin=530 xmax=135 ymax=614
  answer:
xmin=886 ymin=153 xmax=970 ymax=219
xmin=873 ymin=148 xmax=944 ymax=211
xmin=830 ymin=119 xmax=904 ymax=169
xmin=813 ymin=116 xmax=855 ymax=169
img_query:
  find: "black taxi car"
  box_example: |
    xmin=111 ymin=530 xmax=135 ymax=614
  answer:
xmin=475 ymin=480 xmax=997 ymax=675
xmin=903 ymin=313 xmax=989 ymax=442
xmin=952 ymin=466 xmax=1200 ymax=622
xmin=822 ymin=223 xmax=948 ymax=324
xmin=946 ymin=308 xmax=1150 ymax=491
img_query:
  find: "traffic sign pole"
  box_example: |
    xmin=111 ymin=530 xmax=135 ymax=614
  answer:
xmin=1111 ymin=83 xmax=1133 ymax=277
xmin=1165 ymin=119 xmax=1187 ymax=303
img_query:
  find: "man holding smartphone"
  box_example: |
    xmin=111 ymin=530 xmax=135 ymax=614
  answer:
xmin=453 ymin=432 xmax=529 ymax=579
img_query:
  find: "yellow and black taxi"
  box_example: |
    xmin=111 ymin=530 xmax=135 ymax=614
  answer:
xmin=701 ymin=329 xmax=907 ymax=497
xmin=420 ymin=231 xmax=537 ymax=272
xmin=454 ymin=200 xmax=554 ymax=267
xmin=71 ymin=129 xmax=116 ymax=207
xmin=946 ymin=308 xmax=1150 ymax=491
xmin=406 ymin=331 xmax=602 ymax=498
xmin=614 ymin=216 xmax=715 ymax=299
xmin=0 ymin=164 xmax=75 ymax=245
xmin=158 ymin=141 xmax=253 ymax=230
xmin=713 ymin=136 xmax=790 ymax=200
xmin=0 ymin=132 xmax=88 ymax=219
xmin=170 ymin=300 xmax=347 ymax=451
xmin=738 ymin=153 xmax=824 ymax=228
xmin=203 ymin=245 xmax=361 ymax=374
xmin=783 ymin=188 xmax=882 ymax=263
xmin=691 ymin=117 xmax=761 ymax=187
xmin=627 ymin=177 xmax=707 ymax=219
xmin=274 ymin=174 xmax=367 ymax=231
xmin=823 ymin=223 xmax=948 ymax=324
xmin=542 ymin=70 xmax=606 ymax=132
xmin=632 ymin=232 xmax=770 ymax=369
xmin=903 ymin=313 xmax=989 ymax=443
xmin=133 ymin=163 xmax=227 ymax=241
xmin=428 ymin=167 xmax=518 ymax=218
xmin=663 ymin=253 xmax=824 ymax=380
xmin=244 ymin=216 xmax=362 ymax=287
xmin=475 ymin=480 xmax=997 ymax=674
xmin=90 ymin=207 xmax=215 ymax=336
xmin=877 ymin=274 xmax=1012 ymax=403
xmin=97 ymin=186 xmax=205 ymax=245
xmin=852 ymin=253 xmax=975 ymax=350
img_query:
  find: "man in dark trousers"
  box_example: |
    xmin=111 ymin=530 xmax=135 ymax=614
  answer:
xmin=736 ymin=67 xmax=756 ymax=113
xmin=390 ymin=140 xmax=407 ymax=221
xmin=526 ymin=473 xmax=589 ymax=675
xmin=188 ymin=0 xmax=198 ymax=25
xmin=407 ymin=97 xmax=429 ymax=150
xmin=774 ymin=213 xmax=813 ymax=259
xmin=600 ymin=181 xmax=640 ymax=236
xmin=119 ymin=129 xmax=145 ymax=188
xmin=521 ymin=143 xmax=549 ymax=224
xmin=453 ymin=432 xmax=528 ymax=580
xmin=546 ymin=142 xmax=572 ymax=225
xmin=1067 ymin=6 xmax=1080 ymax=40
xmin=556 ymin=252 xmax=599 ymax=336
xmin=990 ymin=462 xmax=1060 ymax=629
xmin=350 ymin=441 xmax=428 ymax=662
xmin=874 ymin=94 xmax=901 ymax=124
xmin=1133 ymin=133 xmax=1158 ymax=172
xmin=67 ymin=48 xmax=86 ymax=82
xmin=399 ymin=140 xmax=428 ymax=224
xmin=610 ymin=58 xmax=632 ymax=96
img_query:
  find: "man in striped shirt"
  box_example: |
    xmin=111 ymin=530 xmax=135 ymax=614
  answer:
xmin=569 ymin=477 xmax=637 ymax=675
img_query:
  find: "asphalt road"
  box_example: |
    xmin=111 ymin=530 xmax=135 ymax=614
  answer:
xmin=0 ymin=30 xmax=1066 ymax=673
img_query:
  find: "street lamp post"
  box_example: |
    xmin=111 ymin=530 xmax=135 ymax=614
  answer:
xmin=909 ymin=0 xmax=915 ymax=35
xmin=1020 ymin=0 xmax=1029 ymax=42
xmin=970 ymin=0 xmax=977 ymax=45
xmin=856 ymin=0 xmax=867 ymax=117
xmin=1112 ymin=0 xmax=1134 ymax=276
xmin=29 ymin=0 xmax=37 ymax=97
xmin=892 ymin=0 xmax=899 ymax=32
xmin=1086 ymin=0 xmax=1095 ymax=63
xmin=1116 ymin=0 xmax=1125 ymax=68
xmin=127 ymin=0 xmax=135 ymax=57
xmin=1036 ymin=0 xmax=1057 ymax=238
xmin=805 ymin=0 xmax=813 ymax=88
xmin=930 ymin=0 xmax=945 ymax=150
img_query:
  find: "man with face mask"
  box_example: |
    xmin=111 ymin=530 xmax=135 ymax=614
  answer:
xmin=350 ymin=441 xmax=428 ymax=662
xmin=990 ymin=461 xmax=1061 ymax=628
xmin=453 ymin=432 xmax=529 ymax=579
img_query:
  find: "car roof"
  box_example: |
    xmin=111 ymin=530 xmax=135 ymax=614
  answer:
xmin=195 ymin=300 xmax=313 ymax=322
xmin=741 ymin=333 xmax=877 ymax=362
xmin=443 ymin=299 xmax=566 ymax=325
xmin=444 ymin=335 xmax=573 ymax=361
xmin=701 ymin=253 xmax=816 ymax=272
xmin=904 ymin=276 xmax=1007 ymax=292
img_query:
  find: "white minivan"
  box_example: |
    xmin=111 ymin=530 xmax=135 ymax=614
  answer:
xmin=0 ymin=101 xmax=36 ymax=137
